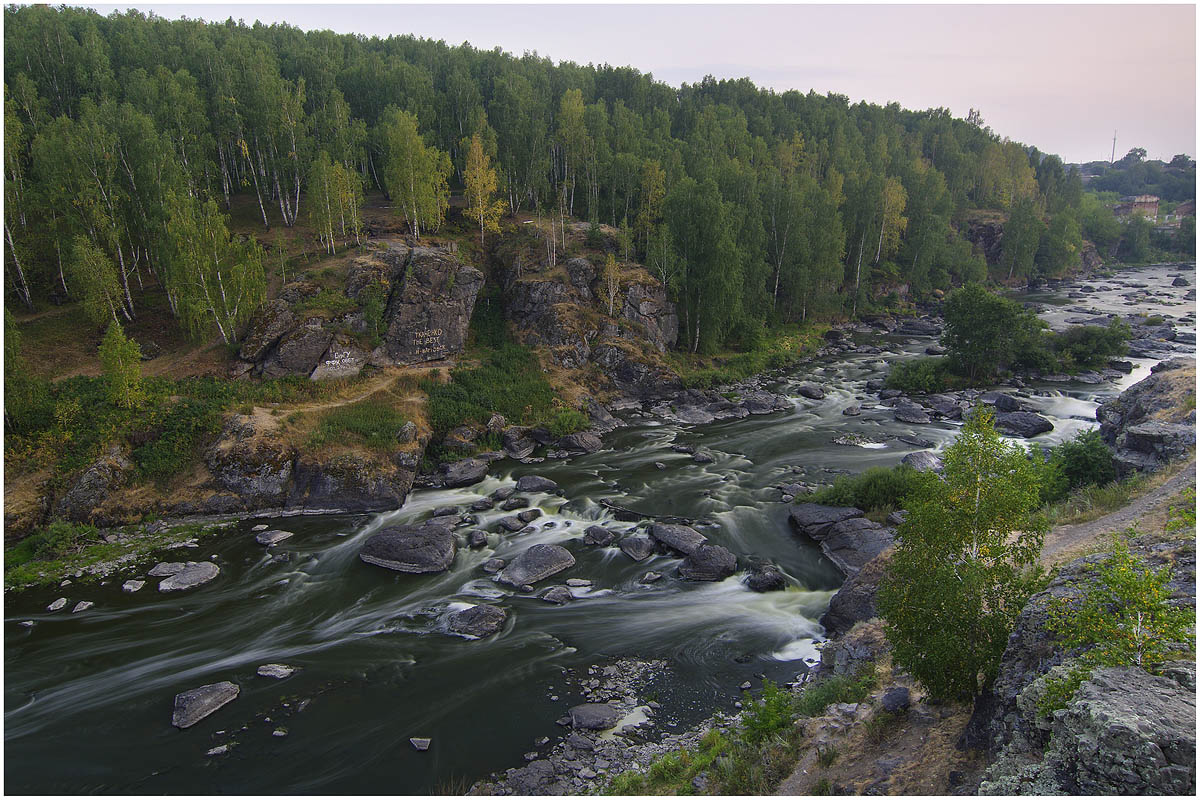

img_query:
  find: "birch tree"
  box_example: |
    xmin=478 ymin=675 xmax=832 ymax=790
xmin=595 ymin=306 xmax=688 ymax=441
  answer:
xmin=463 ymin=133 xmax=504 ymax=246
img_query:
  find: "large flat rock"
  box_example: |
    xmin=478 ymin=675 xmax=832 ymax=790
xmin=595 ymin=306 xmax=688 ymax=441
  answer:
xmin=172 ymin=681 xmax=240 ymax=729
xmin=649 ymin=523 xmax=707 ymax=556
xmin=499 ymin=544 xmax=576 ymax=586
xmin=447 ymin=604 xmax=507 ymax=638
xmin=788 ymin=504 xmax=864 ymax=537
xmin=359 ymin=524 xmax=458 ymax=573
xmin=158 ymin=562 xmax=220 ymax=592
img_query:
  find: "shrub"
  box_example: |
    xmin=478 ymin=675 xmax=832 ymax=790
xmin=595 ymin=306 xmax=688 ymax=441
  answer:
xmin=422 ymin=343 xmax=557 ymax=435
xmin=740 ymin=680 xmax=793 ymax=745
xmin=99 ymin=321 xmax=144 ymax=410
xmin=1048 ymin=319 xmax=1131 ymax=370
xmin=548 ymin=407 xmax=589 ymax=438
xmin=1051 ymin=429 xmax=1117 ymax=493
xmin=1165 ymin=487 xmax=1196 ymax=535
xmin=884 ymin=357 xmax=955 ymax=393
xmin=133 ymin=398 xmax=224 ymax=482
xmin=878 ymin=409 xmax=1048 ymax=699
xmin=808 ymin=465 xmax=932 ymax=513
xmin=1038 ymin=536 xmax=1195 ymax=713
xmin=794 ymin=664 xmax=877 ymax=717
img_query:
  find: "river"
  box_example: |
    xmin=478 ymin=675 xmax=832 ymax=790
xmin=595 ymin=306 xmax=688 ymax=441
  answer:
xmin=5 ymin=263 xmax=1193 ymax=793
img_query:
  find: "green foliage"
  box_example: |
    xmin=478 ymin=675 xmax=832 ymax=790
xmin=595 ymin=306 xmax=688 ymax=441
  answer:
xmin=357 ymin=283 xmax=388 ymax=347
xmin=422 ymin=343 xmax=557 ymax=436
xmin=294 ymin=287 xmax=359 ymax=318
xmin=547 ymin=407 xmax=589 ymax=438
xmin=1039 ymin=537 xmax=1195 ymax=713
xmin=794 ymin=664 xmax=878 ymax=717
xmin=942 ymin=284 xmax=1044 ymax=381
xmin=884 ymin=356 xmax=958 ymax=393
xmin=1165 ymin=487 xmax=1196 ymax=535
xmin=307 ymin=398 xmax=406 ymax=451
xmin=1048 ymin=319 xmax=1130 ymax=371
xmin=809 ymin=464 xmax=932 ymax=514
xmin=132 ymin=398 xmax=224 ymax=482
xmin=98 ymin=321 xmax=143 ymax=409
xmin=1044 ymin=429 xmax=1117 ymax=502
xmin=19 ymin=521 xmax=100 ymax=562
xmin=740 ymin=680 xmax=794 ymax=745
xmin=878 ymin=409 xmax=1049 ymax=699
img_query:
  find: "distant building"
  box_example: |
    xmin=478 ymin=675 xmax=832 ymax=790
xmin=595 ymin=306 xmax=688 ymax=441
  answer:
xmin=1174 ymin=199 xmax=1195 ymax=218
xmin=1113 ymin=194 xmax=1159 ymax=219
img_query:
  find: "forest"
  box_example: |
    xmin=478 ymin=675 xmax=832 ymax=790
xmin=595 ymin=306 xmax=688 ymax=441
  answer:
xmin=3 ymin=5 xmax=1194 ymax=357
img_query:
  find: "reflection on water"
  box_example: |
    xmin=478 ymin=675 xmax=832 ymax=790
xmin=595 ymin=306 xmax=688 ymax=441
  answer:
xmin=4 ymin=264 xmax=1193 ymax=793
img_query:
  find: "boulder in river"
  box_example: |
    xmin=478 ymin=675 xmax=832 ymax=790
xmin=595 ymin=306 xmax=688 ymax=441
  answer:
xmin=649 ymin=523 xmax=707 ymax=556
xmin=501 ymin=496 xmax=530 ymax=511
xmin=441 ymin=458 xmax=489 ymax=488
xmin=995 ymin=411 xmax=1054 ymax=438
xmin=447 ymin=604 xmax=508 ymax=638
xmin=358 ymin=524 xmax=457 ymax=573
xmin=122 ymin=580 xmax=145 ymax=593
xmin=516 ymin=475 xmax=559 ymax=493
xmin=158 ymin=561 xmax=220 ymax=592
xmin=255 ymin=529 xmax=293 ymax=546
xmin=498 ymin=515 xmax=527 ymax=532
xmin=618 ymin=536 xmax=655 ymax=562
xmin=541 ymin=586 xmax=574 ymax=605
xmin=46 ymin=597 xmax=68 ymax=612
xmin=499 ymin=544 xmax=576 ymax=586
xmin=582 ymin=526 xmax=616 ymax=546
xmin=788 ymin=504 xmax=864 ymax=537
xmin=148 ymin=562 xmax=187 ymax=577
xmin=482 ymin=558 xmax=505 ymax=574
xmin=797 ymin=383 xmax=825 ymax=400
xmin=894 ymin=406 xmax=931 ymax=425
xmin=171 ymin=681 xmax=240 ymax=729
xmin=557 ymin=432 xmax=603 ymax=454
xmin=568 ymin=703 xmax=623 ymax=731
xmin=678 ymin=544 xmax=737 ymax=581
xmin=745 ymin=563 xmax=787 ymax=592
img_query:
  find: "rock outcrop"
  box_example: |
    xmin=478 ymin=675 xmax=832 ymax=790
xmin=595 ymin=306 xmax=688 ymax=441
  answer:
xmin=787 ymin=504 xmax=894 ymax=577
xmin=975 ymin=538 xmax=1196 ymax=794
xmin=237 ymin=242 xmax=483 ymax=380
xmin=1097 ymin=357 xmax=1196 ymax=475
xmin=204 ymin=413 xmax=419 ymax=513
xmin=54 ymin=445 xmax=133 ymax=524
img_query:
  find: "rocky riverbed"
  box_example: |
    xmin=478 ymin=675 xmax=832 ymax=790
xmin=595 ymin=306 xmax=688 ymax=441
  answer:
xmin=5 ymin=263 xmax=1194 ymax=794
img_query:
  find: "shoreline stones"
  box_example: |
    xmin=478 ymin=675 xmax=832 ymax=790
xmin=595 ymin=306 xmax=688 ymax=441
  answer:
xmin=171 ymin=681 xmax=240 ymax=729
xmin=358 ymin=523 xmax=457 ymax=573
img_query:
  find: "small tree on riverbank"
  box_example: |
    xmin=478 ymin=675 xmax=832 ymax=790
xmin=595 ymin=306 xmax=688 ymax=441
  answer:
xmin=878 ymin=408 xmax=1048 ymax=699
xmin=98 ymin=320 xmax=143 ymax=409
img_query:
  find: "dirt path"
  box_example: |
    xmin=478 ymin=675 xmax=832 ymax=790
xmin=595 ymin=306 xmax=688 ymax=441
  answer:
xmin=1040 ymin=460 xmax=1196 ymax=566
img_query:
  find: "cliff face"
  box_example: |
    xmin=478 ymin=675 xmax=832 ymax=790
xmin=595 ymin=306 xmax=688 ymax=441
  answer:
xmin=236 ymin=242 xmax=483 ymax=380
xmin=495 ymin=236 xmax=683 ymax=401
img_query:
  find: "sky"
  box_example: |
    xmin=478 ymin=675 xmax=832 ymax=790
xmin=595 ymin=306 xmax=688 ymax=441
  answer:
xmin=81 ymin=2 xmax=1197 ymax=163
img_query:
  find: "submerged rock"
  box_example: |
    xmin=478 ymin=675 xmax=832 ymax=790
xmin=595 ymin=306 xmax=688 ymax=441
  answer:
xmin=541 ymin=586 xmax=574 ymax=605
xmin=499 ymin=544 xmax=576 ymax=586
xmin=158 ymin=562 xmax=220 ymax=592
xmin=46 ymin=597 xmax=68 ymax=612
xmin=122 ymin=580 xmax=145 ymax=593
xmin=358 ymin=524 xmax=457 ymax=573
xmin=171 ymin=681 xmax=240 ymax=729
xmin=447 ymin=604 xmax=508 ymax=638
xmin=256 ymin=664 xmax=296 ymax=679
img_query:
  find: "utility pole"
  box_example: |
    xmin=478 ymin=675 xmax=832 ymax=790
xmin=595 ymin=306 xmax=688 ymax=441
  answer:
xmin=1111 ymin=131 xmax=1117 ymax=165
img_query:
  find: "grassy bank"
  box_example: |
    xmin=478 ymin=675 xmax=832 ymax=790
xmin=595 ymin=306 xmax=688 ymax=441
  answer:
xmin=606 ymin=667 xmax=877 ymax=795
xmin=668 ymin=323 xmax=828 ymax=390
xmin=5 ymin=519 xmax=235 ymax=590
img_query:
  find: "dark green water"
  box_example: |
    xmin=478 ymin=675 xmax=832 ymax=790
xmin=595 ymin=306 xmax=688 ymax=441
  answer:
xmin=5 ymin=265 xmax=1192 ymax=793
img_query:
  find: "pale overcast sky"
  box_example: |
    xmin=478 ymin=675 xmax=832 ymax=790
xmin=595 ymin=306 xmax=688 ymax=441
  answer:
xmin=81 ymin=2 xmax=1196 ymax=163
